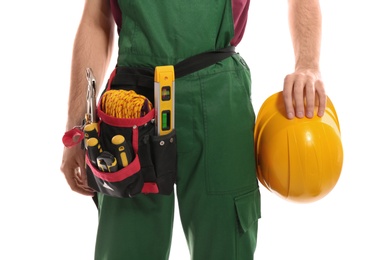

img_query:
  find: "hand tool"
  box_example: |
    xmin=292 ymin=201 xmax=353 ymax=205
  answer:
xmin=111 ymin=135 xmax=133 ymax=168
xmin=83 ymin=123 xmax=98 ymax=148
xmin=154 ymin=65 xmax=175 ymax=135
xmin=85 ymin=68 xmax=98 ymax=125
xmin=86 ymin=137 xmax=103 ymax=167
xmin=97 ymin=151 xmax=118 ymax=172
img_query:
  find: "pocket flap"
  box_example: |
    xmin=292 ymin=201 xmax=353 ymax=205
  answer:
xmin=235 ymin=188 xmax=261 ymax=233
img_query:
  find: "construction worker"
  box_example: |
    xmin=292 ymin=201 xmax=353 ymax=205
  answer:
xmin=60 ymin=0 xmax=325 ymax=259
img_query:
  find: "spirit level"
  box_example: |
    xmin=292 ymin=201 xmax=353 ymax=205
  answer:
xmin=154 ymin=65 xmax=175 ymax=135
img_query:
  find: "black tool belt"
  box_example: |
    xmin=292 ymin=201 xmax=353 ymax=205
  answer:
xmin=86 ymin=46 xmax=236 ymax=198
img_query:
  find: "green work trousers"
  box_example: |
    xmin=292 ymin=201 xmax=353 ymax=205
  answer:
xmin=94 ymin=54 xmax=261 ymax=260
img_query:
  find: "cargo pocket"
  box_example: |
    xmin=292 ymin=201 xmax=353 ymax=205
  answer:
xmin=235 ymin=188 xmax=261 ymax=233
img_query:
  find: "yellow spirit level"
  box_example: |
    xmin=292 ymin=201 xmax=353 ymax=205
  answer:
xmin=154 ymin=65 xmax=175 ymax=135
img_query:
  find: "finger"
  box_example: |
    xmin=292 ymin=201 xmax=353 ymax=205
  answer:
xmin=315 ymin=80 xmax=326 ymax=117
xmin=305 ymin=79 xmax=315 ymax=118
xmin=74 ymin=167 xmax=95 ymax=195
xmin=283 ymin=75 xmax=295 ymax=119
xmin=293 ymin=77 xmax=305 ymax=118
xmin=61 ymin=147 xmax=94 ymax=196
xmin=73 ymin=179 xmax=95 ymax=196
xmin=63 ymin=169 xmax=79 ymax=191
xmin=63 ymin=167 xmax=94 ymax=196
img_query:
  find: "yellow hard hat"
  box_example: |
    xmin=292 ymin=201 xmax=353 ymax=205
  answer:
xmin=254 ymin=91 xmax=343 ymax=203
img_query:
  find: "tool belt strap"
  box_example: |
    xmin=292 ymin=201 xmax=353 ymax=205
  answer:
xmin=112 ymin=46 xmax=236 ymax=87
xmin=174 ymin=46 xmax=236 ymax=78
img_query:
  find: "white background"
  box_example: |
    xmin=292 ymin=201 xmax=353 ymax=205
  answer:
xmin=1 ymin=0 xmax=384 ymax=259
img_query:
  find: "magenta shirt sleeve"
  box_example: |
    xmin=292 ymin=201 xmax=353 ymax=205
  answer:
xmin=230 ymin=0 xmax=250 ymax=46
xmin=110 ymin=0 xmax=122 ymax=34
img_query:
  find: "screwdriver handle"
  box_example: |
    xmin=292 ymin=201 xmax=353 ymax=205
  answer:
xmin=111 ymin=135 xmax=133 ymax=168
xmin=87 ymin=137 xmax=102 ymax=167
xmin=83 ymin=123 xmax=98 ymax=148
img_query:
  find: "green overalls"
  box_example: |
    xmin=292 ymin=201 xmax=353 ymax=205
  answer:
xmin=95 ymin=0 xmax=261 ymax=259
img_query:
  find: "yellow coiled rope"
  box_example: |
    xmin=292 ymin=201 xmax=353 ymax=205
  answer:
xmin=101 ymin=90 xmax=153 ymax=118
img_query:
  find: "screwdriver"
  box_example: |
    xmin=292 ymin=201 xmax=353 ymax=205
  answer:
xmin=86 ymin=137 xmax=102 ymax=167
xmin=83 ymin=123 xmax=98 ymax=148
xmin=111 ymin=135 xmax=132 ymax=168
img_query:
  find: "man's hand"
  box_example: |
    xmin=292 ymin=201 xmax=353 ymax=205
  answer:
xmin=60 ymin=145 xmax=95 ymax=196
xmin=283 ymin=68 xmax=326 ymax=119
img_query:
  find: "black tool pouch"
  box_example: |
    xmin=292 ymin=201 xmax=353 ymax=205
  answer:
xmin=85 ymin=68 xmax=177 ymax=198
xmin=84 ymin=46 xmax=236 ymax=198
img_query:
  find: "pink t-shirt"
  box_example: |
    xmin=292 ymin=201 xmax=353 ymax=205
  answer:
xmin=230 ymin=0 xmax=250 ymax=46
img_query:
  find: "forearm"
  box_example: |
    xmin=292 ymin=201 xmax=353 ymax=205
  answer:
xmin=288 ymin=0 xmax=322 ymax=71
xmin=66 ymin=0 xmax=115 ymax=130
